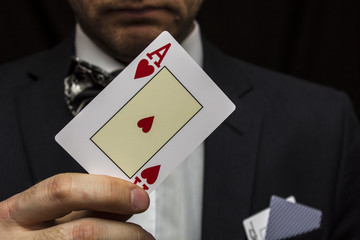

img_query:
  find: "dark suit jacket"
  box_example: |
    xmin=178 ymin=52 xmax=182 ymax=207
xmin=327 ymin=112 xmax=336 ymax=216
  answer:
xmin=1 ymin=37 xmax=359 ymax=240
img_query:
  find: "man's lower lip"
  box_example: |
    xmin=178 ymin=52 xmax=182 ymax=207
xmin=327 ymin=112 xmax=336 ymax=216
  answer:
xmin=111 ymin=7 xmax=163 ymax=17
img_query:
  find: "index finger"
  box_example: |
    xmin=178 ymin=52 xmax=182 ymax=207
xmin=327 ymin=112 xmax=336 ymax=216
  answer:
xmin=2 ymin=173 xmax=149 ymax=226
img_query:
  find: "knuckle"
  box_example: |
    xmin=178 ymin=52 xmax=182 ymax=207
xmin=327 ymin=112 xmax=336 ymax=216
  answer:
xmin=0 ymin=198 xmax=19 ymax=224
xmin=72 ymin=220 xmax=101 ymax=240
xmin=106 ymin=178 xmax=130 ymax=206
xmin=0 ymin=200 xmax=23 ymax=240
xmin=48 ymin=174 xmax=73 ymax=202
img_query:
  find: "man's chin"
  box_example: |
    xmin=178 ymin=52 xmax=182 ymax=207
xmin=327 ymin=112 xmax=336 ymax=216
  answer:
xmin=104 ymin=26 xmax=167 ymax=62
xmin=120 ymin=24 xmax=166 ymax=39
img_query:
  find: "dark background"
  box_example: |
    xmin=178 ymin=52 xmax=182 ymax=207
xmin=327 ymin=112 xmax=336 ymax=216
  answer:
xmin=1 ymin=0 xmax=359 ymax=119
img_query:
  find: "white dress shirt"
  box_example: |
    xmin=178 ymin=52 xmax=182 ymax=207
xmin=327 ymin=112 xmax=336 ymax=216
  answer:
xmin=75 ymin=22 xmax=204 ymax=240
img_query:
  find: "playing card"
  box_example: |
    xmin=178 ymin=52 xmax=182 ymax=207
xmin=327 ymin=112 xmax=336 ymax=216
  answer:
xmin=265 ymin=196 xmax=322 ymax=240
xmin=243 ymin=196 xmax=296 ymax=240
xmin=55 ymin=31 xmax=235 ymax=193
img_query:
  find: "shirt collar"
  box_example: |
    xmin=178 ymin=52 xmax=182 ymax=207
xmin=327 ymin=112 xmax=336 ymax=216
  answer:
xmin=75 ymin=21 xmax=203 ymax=72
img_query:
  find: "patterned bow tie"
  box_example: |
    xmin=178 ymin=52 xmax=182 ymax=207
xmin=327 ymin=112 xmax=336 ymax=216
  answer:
xmin=64 ymin=57 xmax=121 ymax=116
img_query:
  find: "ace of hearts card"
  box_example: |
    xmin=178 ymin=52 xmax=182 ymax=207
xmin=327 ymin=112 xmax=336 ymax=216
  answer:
xmin=55 ymin=31 xmax=235 ymax=193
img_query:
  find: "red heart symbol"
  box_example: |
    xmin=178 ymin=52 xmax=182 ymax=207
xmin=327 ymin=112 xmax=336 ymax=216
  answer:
xmin=137 ymin=116 xmax=154 ymax=133
xmin=141 ymin=165 xmax=161 ymax=185
xmin=134 ymin=59 xmax=155 ymax=79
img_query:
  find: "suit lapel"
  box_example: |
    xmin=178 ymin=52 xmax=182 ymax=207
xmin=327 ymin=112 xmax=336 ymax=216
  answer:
xmin=202 ymin=40 xmax=263 ymax=239
xmin=16 ymin=37 xmax=86 ymax=183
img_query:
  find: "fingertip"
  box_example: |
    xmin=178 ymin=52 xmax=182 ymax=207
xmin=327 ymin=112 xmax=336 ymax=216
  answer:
xmin=145 ymin=231 xmax=156 ymax=240
xmin=130 ymin=187 xmax=149 ymax=212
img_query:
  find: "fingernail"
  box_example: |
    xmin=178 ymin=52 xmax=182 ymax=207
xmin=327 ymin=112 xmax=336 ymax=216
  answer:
xmin=131 ymin=188 xmax=148 ymax=210
xmin=145 ymin=231 xmax=156 ymax=240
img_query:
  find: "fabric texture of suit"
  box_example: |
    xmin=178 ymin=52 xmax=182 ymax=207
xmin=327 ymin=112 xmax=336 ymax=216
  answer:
xmin=1 ymin=36 xmax=359 ymax=240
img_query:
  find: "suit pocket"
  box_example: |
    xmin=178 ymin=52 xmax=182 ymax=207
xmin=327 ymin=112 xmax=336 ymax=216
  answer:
xmin=281 ymin=228 xmax=323 ymax=240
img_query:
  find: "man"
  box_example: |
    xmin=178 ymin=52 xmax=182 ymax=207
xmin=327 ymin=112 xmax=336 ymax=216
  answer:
xmin=0 ymin=0 xmax=359 ymax=239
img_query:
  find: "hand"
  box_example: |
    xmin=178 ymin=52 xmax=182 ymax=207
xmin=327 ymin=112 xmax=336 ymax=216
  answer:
xmin=0 ymin=173 xmax=155 ymax=239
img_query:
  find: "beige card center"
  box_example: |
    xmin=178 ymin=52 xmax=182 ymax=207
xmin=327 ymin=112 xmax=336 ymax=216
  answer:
xmin=91 ymin=67 xmax=202 ymax=178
